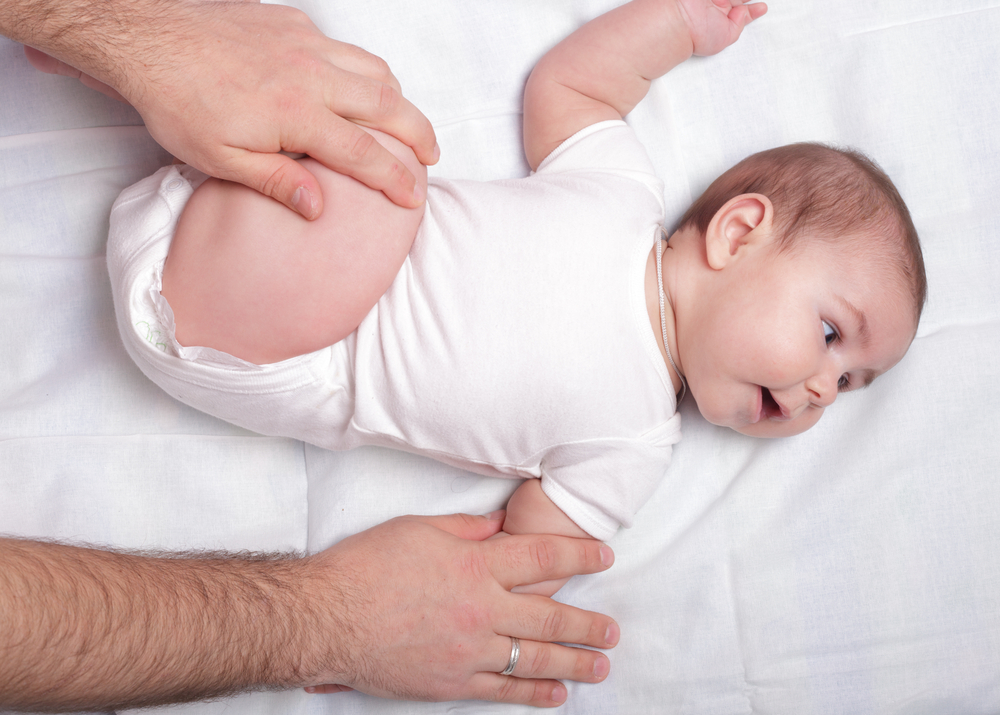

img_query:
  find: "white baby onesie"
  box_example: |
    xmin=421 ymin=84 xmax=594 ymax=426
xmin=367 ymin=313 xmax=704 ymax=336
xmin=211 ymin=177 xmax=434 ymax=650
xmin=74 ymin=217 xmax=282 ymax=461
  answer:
xmin=108 ymin=120 xmax=682 ymax=540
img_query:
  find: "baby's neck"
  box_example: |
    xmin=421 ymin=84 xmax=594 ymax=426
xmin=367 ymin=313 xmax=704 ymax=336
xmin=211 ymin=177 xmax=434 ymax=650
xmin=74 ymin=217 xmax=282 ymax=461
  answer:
xmin=644 ymin=238 xmax=684 ymax=397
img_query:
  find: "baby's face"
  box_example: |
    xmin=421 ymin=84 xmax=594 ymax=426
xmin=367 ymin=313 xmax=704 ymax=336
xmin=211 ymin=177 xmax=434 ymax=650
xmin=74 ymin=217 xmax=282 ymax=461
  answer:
xmin=682 ymin=235 xmax=916 ymax=438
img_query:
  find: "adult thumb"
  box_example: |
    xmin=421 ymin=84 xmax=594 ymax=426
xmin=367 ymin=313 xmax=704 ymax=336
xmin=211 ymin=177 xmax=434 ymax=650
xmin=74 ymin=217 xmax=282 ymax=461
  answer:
xmin=413 ymin=511 xmax=506 ymax=542
xmin=225 ymin=151 xmax=325 ymax=220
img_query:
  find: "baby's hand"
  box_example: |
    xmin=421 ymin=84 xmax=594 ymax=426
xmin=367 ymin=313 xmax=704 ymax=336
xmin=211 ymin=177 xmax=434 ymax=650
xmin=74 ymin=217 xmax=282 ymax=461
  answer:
xmin=677 ymin=0 xmax=767 ymax=57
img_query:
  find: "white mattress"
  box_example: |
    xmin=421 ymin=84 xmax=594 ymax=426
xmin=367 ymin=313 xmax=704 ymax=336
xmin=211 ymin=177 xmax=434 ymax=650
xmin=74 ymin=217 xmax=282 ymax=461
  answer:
xmin=2 ymin=1 xmax=999 ymax=713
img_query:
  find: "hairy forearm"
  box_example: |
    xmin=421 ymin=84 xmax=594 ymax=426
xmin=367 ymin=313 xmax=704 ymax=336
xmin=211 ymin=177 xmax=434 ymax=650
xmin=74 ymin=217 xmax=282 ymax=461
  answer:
xmin=0 ymin=537 xmax=336 ymax=712
xmin=0 ymin=0 xmax=180 ymax=104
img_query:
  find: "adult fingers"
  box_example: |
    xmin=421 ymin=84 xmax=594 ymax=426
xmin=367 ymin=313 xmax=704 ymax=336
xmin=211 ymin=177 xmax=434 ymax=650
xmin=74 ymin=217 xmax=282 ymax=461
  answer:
xmin=77 ymin=72 xmax=129 ymax=103
xmin=291 ymin=112 xmax=425 ymax=210
xmin=485 ymin=531 xmax=614 ymax=591
xmin=490 ymin=635 xmax=611 ymax=684
xmin=304 ymin=684 xmax=354 ymax=694
xmin=495 ymin=593 xmax=620 ymax=651
xmin=408 ymin=511 xmax=507 ymax=542
xmin=322 ymin=74 xmax=439 ymax=167
xmin=468 ymin=672 xmax=569 ymax=708
xmin=462 ymin=636 xmax=613 ymax=707
xmin=312 ymin=41 xmax=436 ymax=166
xmin=218 ymin=150 xmax=325 ymax=220
xmin=211 ymin=112 xmax=426 ymax=218
xmin=325 ymin=41 xmax=405 ymax=97
xmin=22 ymin=46 xmax=127 ymax=102
xmin=23 ymin=45 xmax=59 ymax=73
xmin=464 ymin=637 xmax=610 ymax=707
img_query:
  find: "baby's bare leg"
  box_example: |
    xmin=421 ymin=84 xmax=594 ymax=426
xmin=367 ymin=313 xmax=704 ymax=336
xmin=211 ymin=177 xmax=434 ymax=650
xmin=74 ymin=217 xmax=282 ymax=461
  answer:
xmin=161 ymin=129 xmax=426 ymax=365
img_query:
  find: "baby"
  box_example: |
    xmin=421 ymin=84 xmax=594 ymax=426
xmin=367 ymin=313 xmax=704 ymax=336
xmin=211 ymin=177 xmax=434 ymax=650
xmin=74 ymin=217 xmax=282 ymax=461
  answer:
xmin=108 ymin=0 xmax=925 ymax=584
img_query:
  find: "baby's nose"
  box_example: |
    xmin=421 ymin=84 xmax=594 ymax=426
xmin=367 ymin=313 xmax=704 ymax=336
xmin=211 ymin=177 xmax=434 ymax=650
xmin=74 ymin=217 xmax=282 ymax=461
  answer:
xmin=806 ymin=370 xmax=839 ymax=408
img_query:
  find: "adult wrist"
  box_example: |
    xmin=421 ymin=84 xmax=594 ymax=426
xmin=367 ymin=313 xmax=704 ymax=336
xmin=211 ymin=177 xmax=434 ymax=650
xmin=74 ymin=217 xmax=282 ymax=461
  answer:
xmin=279 ymin=550 xmax=357 ymax=689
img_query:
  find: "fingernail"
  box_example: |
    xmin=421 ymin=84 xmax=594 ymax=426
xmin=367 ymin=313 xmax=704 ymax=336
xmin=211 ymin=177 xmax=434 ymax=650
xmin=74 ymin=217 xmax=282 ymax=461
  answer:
xmin=432 ymin=142 xmax=441 ymax=163
xmin=411 ymin=180 xmax=426 ymax=205
xmin=593 ymin=655 xmax=610 ymax=679
xmin=550 ymin=684 xmax=567 ymax=704
xmin=600 ymin=545 xmax=614 ymax=567
xmin=293 ymin=186 xmax=316 ymax=219
xmin=304 ymin=687 xmax=316 ymax=694
xmin=484 ymin=509 xmax=505 ymax=521
xmin=605 ymin=621 xmax=620 ymax=646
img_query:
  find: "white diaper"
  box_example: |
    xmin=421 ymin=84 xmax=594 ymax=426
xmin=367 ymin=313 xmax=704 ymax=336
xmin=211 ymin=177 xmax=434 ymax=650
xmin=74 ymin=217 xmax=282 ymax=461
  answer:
xmin=107 ymin=165 xmax=358 ymax=448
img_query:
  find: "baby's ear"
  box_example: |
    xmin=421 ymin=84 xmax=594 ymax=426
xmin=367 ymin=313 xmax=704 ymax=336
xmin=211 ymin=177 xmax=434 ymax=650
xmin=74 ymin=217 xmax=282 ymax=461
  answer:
xmin=705 ymin=193 xmax=774 ymax=269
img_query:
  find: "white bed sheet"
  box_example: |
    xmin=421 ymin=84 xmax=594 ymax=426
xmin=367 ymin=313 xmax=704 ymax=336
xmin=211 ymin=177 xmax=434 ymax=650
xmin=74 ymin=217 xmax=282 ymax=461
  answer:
xmin=2 ymin=1 xmax=999 ymax=714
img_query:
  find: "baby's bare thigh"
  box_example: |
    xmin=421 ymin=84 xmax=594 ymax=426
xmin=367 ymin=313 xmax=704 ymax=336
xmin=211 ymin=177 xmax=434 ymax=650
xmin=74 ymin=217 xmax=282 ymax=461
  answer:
xmin=162 ymin=130 xmax=426 ymax=365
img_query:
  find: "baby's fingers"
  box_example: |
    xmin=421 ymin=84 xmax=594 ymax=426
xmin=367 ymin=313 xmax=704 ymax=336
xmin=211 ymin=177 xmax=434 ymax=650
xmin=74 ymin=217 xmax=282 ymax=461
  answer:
xmin=731 ymin=1 xmax=767 ymax=28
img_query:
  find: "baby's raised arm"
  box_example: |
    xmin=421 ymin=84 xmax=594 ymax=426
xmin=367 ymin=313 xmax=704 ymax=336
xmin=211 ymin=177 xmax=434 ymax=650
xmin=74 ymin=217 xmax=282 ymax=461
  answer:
xmin=523 ymin=0 xmax=766 ymax=168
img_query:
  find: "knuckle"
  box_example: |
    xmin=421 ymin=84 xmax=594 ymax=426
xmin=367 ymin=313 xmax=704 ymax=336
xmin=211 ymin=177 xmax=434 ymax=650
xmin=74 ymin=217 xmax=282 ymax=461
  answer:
xmin=259 ymin=163 xmax=292 ymax=199
xmin=529 ymin=537 xmax=558 ymax=574
xmin=586 ymin=617 xmax=604 ymax=647
xmin=297 ymin=54 xmax=326 ymax=80
xmin=346 ymin=129 xmax=378 ymax=164
xmin=344 ymin=45 xmax=398 ymax=86
xmin=372 ymin=81 xmax=400 ymax=117
xmin=279 ymin=6 xmax=313 ymax=30
xmin=488 ymin=675 xmax=523 ymax=703
xmin=539 ymin=607 xmax=568 ymax=642
xmin=341 ymin=42 xmax=370 ymax=63
xmin=522 ymin=643 xmax=552 ymax=677
xmin=366 ymin=54 xmax=394 ymax=83
xmin=208 ymin=151 xmax=257 ymax=189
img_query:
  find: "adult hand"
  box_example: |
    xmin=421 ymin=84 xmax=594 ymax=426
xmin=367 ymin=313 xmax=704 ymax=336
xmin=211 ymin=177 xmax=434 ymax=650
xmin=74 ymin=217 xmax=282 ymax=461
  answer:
xmin=299 ymin=512 xmax=619 ymax=707
xmin=0 ymin=513 xmax=615 ymax=711
xmin=12 ymin=0 xmax=437 ymax=219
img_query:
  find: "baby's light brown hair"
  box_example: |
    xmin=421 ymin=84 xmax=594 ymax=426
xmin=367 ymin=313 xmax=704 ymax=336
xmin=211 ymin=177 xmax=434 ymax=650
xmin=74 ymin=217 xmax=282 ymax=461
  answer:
xmin=679 ymin=143 xmax=926 ymax=320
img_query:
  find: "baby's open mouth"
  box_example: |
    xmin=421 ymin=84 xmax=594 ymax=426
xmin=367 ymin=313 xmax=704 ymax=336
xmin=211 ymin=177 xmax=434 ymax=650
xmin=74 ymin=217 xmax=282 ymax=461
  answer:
xmin=761 ymin=387 xmax=783 ymax=420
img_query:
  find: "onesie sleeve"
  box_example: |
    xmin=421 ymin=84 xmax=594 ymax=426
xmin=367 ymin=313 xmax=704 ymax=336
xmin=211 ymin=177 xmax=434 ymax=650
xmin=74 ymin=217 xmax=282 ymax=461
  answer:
xmin=537 ymin=414 xmax=681 ymax=542
xmin=533 ymin=120 xmax=665 ymax=210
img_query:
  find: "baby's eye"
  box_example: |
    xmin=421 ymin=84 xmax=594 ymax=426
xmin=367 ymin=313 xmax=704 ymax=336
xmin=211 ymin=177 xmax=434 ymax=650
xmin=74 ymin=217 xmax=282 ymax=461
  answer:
xmin=838 ymin=374 xmax=851 ymax=391
xmin=822 ymin=320 xmax=839 ymax=346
